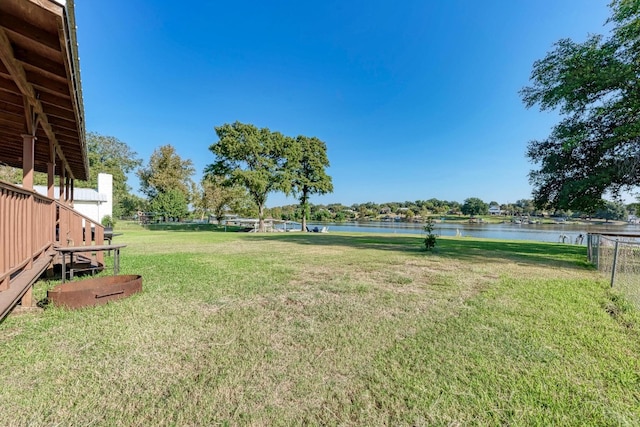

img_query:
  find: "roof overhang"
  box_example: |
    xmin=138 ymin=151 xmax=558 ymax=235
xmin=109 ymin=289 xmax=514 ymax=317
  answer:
xmin=0 ymin=0 xmax=88 ymax=180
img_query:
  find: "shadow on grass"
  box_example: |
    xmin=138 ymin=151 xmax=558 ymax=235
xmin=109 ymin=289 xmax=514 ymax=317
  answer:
xmin=144 ymin=223 xmax=244 ymax=232
xmin=245 ymin=232 xmax=593 ymax=270
xmin=441 ymin=238 xmax=593 ymax=269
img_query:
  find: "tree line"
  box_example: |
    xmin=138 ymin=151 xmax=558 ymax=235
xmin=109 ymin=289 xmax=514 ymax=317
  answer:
xmin=0 ymin=122 xmax=333 ymax=231
xmin=1 ymin=125 xmax=632 ymax=225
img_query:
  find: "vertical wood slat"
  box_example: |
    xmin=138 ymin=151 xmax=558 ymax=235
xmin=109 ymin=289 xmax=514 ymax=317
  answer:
xmin=0 ymin=188 xmax=7 ymax=290
xmin=8 ymin=192 xmax=13 ymax=270
xmin=26 ymin=193 xmax=33 ymax=269
xmin=73 ymin=215 xmax=82 ymax=247
xmin=60 ymin=203 xmax=70 ymax=246
xmin=94 ymin=224 xmax=104 ymax=264
xmin=11 ymin=192 xmax=17 ymax=268
xmin=8 ymin=191 xmax=13 ymax=270
xmin=55 ymin=204 xmax=60 ymax=245
xmin=12 ymin=192 xmax=16 ymax=268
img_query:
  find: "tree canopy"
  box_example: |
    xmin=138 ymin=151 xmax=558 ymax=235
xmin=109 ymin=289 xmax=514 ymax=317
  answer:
xmin=206 ymin=122 xmax=291 ymax=232
xmin=289 ymin=135 xmax=333 ymax=231
xmin=138 ymin=144 xmax=195 ymax=201
xmin=193 ymin=176 xmax=252 ymax=223
xmin=0 ymin=165 xmax=21 ymax=183
xmin=461 ymin=197 xmax=488 ymax=216
xmin=594 ymin=200 xmax=627 ymax=222
xmin=521 ymin=0 xmax=640 ymax=212
xmin=150 ymin=189 xmax=189 ymax=221
xmin=138 ymin=144 xmax=194 ymax=221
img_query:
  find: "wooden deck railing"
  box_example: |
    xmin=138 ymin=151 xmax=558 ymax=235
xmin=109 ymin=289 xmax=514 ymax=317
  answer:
xmin=0 ymin=181 xmax=55 ymax=291
xmin=0 ymin=180 xmax=105 ymax=292
xmin=56 ymin=202 xmax=105 ymax=265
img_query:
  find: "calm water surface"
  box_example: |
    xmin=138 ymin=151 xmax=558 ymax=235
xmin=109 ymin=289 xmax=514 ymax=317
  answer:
xmin=306 ymin=221 xmax=640 ymax=243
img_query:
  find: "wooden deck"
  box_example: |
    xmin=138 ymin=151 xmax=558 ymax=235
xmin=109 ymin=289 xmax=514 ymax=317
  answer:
xmin=0 ymin=181 xmax=106 ymax=321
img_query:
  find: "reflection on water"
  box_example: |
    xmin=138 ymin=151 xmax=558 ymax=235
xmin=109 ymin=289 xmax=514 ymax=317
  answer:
xmin=307 ymin=221 xmax=639 ymax=243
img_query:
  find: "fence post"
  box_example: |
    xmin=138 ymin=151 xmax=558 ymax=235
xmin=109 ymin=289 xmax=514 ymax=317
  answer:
xmin=610 ymin=240 xmax=619 ymax=288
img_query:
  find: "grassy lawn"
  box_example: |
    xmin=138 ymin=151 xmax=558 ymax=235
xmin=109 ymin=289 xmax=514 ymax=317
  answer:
xmin=1 ymin=224 xmax=639 ymax=426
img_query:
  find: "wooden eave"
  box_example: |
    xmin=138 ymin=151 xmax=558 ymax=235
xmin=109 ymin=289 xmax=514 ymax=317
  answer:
xmin=0 ymin=0 xmax=88 ymax=181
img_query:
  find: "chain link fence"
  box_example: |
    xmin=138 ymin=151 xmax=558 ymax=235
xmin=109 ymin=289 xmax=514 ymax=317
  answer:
xmin=588 ymin=233 xmax=640 ymax=307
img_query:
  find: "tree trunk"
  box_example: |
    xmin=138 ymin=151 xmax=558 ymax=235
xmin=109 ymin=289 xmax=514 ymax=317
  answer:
xmin=301 ymin=192 xmax=308 ymax=232
xmin=258 ymin=203 xmax=265 ymax=232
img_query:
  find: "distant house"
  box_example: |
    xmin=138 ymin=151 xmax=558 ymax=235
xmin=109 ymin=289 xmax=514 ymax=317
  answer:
xmin=488 ymin=205 xmax=502 ymax=215
xmin=34 ymin=173 xmax=113 ymax=225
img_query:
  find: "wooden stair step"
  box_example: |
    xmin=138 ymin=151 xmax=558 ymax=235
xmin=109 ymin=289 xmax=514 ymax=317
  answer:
xmin=0 ymin=250 xmax=56 ymax=321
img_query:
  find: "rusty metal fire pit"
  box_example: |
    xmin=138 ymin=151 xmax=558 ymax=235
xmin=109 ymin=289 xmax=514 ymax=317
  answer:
xmin=48 ymin=275 xmax=142 ymax=309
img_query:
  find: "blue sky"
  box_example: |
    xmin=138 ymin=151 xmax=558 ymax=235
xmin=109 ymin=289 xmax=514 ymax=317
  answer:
xmin=75 ymin=0 xmax=613 ymax=207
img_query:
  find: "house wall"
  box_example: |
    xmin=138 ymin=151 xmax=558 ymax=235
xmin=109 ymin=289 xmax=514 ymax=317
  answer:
xmin=97 ymin=173 xmax=113 ymax=223
xmin=67 ymin=173 xmax=112 ymax=224
xmin=73 ymin=201 xmax=101 ymax=223
xmin=488 ymin=207 xmax=502 ymax=215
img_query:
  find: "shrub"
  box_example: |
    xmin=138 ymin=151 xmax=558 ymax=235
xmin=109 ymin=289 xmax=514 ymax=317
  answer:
xmin=101 ymin=215 xmax=115 ymax=227
xmin=423 ymin=218 xmax=437 ymax=251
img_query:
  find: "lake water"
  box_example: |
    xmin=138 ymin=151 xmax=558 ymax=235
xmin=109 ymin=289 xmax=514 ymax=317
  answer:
xmin=305 ymin=221 xmax=640 ymax=243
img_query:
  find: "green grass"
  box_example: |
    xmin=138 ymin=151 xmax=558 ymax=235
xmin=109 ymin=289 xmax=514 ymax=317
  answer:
xmin=1 ymin=228 xmax=639 ymax=426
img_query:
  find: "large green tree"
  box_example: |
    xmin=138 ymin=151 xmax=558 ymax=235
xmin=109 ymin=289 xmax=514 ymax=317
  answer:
xmin=138 ymin=145 xmax=195 ymax=221
xmin=194 ymin=176 xmax=252 ymax=223
xmin=594 ymin=200 xmax=627 ymax=222
xmin=289 ymin=135 xmax=333 ymax=232
xmin=206 ymin=122 xmax=291 ymax=232
xmin=150 ymin=189 xmax=188 ymax=221
xmin=521 ymin=0 xmax=640 ymax=212
xmin=461 ymin=197 xmax=488 ymax=216
xmin=138 ymin=144 xmax=195 ymax=201
xmin=119 ymin=193 xmax=148 ymax=218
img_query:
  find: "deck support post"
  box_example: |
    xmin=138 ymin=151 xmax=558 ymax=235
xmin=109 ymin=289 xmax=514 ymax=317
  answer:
xmin=47 ymin=141 xmax=55 ymax=199
xmin=20 ymin=286 xmax=33 ymax=308
xmin=65 ymin=175 xmax=71 ymax=205
xmin=48 ymin=144 xmax=56 ymax=242
xmin=59 ymin=166 xmax=65 ymax=203
xmin=21 ymin=134 xmax=36 ymax=191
